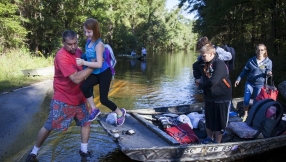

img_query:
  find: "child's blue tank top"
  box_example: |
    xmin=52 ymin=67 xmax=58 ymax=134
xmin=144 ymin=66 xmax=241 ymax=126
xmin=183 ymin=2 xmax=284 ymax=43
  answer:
xmin=85 ymin=39 xmax=109 ymax=74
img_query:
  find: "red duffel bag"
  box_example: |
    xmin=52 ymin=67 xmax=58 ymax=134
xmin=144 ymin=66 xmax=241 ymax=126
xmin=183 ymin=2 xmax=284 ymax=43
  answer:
xmin=165 ymin=123 xmax=199 ymax=144
xmin=256 ymin=75 xmax=278 ymax=101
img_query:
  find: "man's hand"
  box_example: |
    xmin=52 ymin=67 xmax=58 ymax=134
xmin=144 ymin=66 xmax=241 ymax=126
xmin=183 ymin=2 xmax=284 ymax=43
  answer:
xmin=76 ymin=58 xmax=85 ymax=66
xmin=267 ymin=71 xmax=272 ymax=76
xmin=195 ymin=79 xmax=201 ymax=86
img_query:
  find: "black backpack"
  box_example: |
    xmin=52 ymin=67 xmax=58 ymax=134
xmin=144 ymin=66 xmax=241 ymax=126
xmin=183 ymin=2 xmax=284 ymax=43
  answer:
xmin=245 ymin=99 xmax=286 ymax=138
xmin=221 ymin=44 xmax=235 ymax=71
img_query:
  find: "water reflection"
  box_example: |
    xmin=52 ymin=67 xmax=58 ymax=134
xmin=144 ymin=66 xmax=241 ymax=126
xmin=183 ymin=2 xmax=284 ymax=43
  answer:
xmin=130 ymin=59 xmax=136 ymax=68
xmin=105 ymin=51 xmax=203 ymax=110
xmin=140 ymin=60 xmax=146 ymax=72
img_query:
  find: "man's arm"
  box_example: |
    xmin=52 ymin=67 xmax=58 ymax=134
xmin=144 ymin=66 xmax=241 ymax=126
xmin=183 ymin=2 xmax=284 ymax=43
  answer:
xmin=69 ymin=67 xmax=93 ymax=84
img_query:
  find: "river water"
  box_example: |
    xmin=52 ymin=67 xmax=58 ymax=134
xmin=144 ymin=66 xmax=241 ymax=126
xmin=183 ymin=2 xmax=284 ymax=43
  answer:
xmin=15 ymin=50 xmax=285 ymax=162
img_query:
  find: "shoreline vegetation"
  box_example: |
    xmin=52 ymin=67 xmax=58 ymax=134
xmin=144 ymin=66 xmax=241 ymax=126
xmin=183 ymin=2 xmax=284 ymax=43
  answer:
xmin=0 ymin=49 xmax=54 ymax=93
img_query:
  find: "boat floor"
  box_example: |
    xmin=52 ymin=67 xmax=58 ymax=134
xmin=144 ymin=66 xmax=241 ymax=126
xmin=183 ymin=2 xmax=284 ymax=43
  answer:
xmin=98 ymin=113 xmax=172 ymax=148
xmin=97 ymin=112 xmax=212 ymax=149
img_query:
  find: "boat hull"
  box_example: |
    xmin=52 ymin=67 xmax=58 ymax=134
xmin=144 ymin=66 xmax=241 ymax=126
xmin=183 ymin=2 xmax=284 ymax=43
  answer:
xmin=97 ymin=97 xmax=286 ymax=161
xmin=21 ymin=66 xmax=54 ymax=77
xmin=121 ymin=136 xmax=286 ymax=161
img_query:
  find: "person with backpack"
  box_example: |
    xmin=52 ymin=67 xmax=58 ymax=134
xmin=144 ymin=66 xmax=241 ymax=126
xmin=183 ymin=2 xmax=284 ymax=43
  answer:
xmin=234 ymin=44 xmax=272 ymax=121
xmin=198 ymin=44 xmax=232 ymax=144
xmin=193 ymin=37 xmax=232 ymax=86
xmin=76 ymin=18 xmax=126 ymax=126
xmin=221 ymin=44 xmax=236 ymax=72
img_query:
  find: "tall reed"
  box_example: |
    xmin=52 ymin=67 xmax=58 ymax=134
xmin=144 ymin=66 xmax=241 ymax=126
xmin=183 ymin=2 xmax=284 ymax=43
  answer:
xmin=0 ymin=49 xmax=54 ymax=92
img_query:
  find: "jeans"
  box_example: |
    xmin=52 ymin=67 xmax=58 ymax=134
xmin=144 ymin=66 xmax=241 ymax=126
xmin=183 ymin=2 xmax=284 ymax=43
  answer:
xmin=243 ymin=81 xmax=263 ymax=106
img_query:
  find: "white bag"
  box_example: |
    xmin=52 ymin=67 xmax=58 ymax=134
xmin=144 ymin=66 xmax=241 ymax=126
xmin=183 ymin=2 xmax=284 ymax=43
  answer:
xmin=177 ymin=115 xmax=193 ymax=129
xmin=106 ymin=112 xmax=117 ymax=125
xmin=187 ymin=112 xmax=204 ymax=129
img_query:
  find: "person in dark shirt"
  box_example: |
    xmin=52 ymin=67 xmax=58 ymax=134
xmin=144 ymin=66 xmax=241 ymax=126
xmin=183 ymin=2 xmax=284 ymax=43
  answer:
xmin=193 ymin=37 xmax=232 ymax=87
xmin=199 ymin=44 xmax=232 ymax=144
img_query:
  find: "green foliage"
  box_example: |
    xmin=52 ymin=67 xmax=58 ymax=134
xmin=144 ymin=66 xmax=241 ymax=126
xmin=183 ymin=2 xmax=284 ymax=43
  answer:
xmin=17 ymin=0 xmax=90 ymax=56
xmin=182 ymin=0 xmax=286 ymax=55
xmin=11 ymin=0 xmax=196 ymax=55
xmin=0 ymin=0 xmax=198 ymax=57
xmin=0 ymin=1 xmax=27 ymax=52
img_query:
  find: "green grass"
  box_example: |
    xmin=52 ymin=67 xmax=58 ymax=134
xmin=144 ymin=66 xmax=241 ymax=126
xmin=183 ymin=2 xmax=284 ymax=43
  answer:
xmin=0 ymin=49 xmax=54 ymax=93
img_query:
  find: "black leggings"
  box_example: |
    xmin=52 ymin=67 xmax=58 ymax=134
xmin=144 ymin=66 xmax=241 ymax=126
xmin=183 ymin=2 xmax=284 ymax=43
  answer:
xmin=80 ymin=68 xmax=117 ymax=111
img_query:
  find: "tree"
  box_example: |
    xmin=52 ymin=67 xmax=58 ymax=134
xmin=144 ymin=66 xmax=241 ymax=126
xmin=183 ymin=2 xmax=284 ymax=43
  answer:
xmin=3 ymin=0 xmax=197 ymax=55
xmin=0 ymin=1 xmax=27 ymax=53
xmin=180 ymin=0 xmax=286 ymax=55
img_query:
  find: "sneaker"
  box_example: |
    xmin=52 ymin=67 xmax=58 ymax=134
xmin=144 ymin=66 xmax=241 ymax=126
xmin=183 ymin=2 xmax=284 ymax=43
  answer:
xmin=117 ymin=108 xmax=126 ymax=126
xmin=26 ymin=153 xmax=38 ymax=162
xmin=202 ymin=137 xmax=214 ymax=144
xmin=79 ymin=150 xmax=93 ymax=157
xmin=88 ymin=109 xmax=101 ymax=121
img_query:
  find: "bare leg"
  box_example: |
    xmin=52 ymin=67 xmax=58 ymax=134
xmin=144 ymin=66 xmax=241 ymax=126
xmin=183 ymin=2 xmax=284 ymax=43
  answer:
xmin=35 ymin=127 xmax=51 ymax=147
xmin=81 ymin=124 xmax=90 ymax=143
xmin=206 ymin=128 xmax=214 ymax=139
xmin=86 ymin=96 xmax=97 ymax=110
xmin=243 ymin=105 xmax=249 ymax=121
xmin=114 ymin=107 xmax=123 ymax=116
xmin=214 ymin=131 xmax=223 ymax=143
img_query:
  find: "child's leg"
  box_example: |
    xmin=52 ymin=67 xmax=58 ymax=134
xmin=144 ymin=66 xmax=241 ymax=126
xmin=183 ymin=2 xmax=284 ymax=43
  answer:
xmin=86 ymin=96 xmax=97 ymax=110
xmin=80 ymin=74 xmax=99 ymax=111
xmin=98 ymin=68 xmax=126 ymax=125
xmin=98 ymin=68 xmax=117 ymax=111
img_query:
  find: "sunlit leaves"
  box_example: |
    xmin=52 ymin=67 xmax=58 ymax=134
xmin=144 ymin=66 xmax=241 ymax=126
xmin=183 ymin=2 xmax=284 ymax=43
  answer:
xmin=1 ymin=0 xmax=197 ymax=55
xmin=0 ymin=1 xmax=27 ymax=51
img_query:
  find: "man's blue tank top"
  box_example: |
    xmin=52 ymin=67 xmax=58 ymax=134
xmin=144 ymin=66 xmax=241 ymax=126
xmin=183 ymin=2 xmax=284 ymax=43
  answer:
xmin=85 ymin=39 xmax=109 ymax=74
